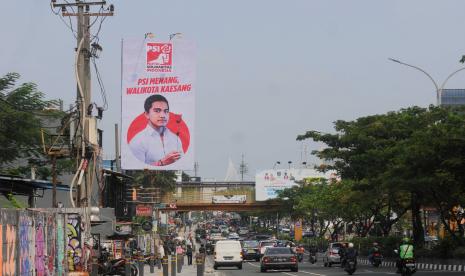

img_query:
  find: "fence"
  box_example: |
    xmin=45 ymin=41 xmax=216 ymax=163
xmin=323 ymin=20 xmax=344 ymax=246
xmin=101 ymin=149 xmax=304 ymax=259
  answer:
xmin=0 ymin=208 xmax=86 ymax=276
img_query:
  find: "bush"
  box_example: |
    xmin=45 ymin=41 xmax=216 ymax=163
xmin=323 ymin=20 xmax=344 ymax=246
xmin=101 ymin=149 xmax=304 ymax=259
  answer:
xmin=350 ymin=236 xmax=401 ymax=258
xmin=452 ymin=247 xmax=465 ymax=259
xmin=301 ymin=237 xmax=329 ymax=252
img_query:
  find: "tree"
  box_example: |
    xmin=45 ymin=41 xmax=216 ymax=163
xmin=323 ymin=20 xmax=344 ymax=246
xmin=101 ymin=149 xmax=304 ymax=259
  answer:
xmin=0 ymin=73 xmax=55 ymax=165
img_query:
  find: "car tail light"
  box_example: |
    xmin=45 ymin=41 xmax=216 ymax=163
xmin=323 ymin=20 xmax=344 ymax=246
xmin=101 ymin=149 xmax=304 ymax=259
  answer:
xmin=290 ymin=256 xmax=297 ymax=263
xmin=263 ymin=257 xmax=270 ymax=263
xmin=240 ymin=251 xmax=243 ymax=259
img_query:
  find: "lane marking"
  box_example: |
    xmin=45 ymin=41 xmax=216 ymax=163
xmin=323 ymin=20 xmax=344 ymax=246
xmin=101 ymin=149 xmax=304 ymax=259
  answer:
xmin=299 ymin=271 xmax=326 ymax=276
xmin=282 ymin=273 xmax=299 ymax=276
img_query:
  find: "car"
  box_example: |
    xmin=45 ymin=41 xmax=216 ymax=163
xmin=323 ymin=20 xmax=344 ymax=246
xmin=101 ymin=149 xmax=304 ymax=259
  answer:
xmin=259 ymin=240 xmax=277 ymax=257
xmin=228 ymin=232 xmax=240 ymax=240
xmin=214 ymin=240 xmax=243 ymax=270
xmin=322 ymin=242 xmax=348 ymax=267
xmin=238 ymin=227 xmax=249 ymax=236
xmin=241 ymin=240 xmax=260 ymax=261
xmin=260 ymin=247 xmax=298 ymax=272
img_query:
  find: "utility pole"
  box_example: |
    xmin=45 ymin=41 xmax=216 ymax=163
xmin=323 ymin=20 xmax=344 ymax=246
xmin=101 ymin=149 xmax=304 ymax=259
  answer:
xmin=52 ymin=1 xmax=114 ymax=208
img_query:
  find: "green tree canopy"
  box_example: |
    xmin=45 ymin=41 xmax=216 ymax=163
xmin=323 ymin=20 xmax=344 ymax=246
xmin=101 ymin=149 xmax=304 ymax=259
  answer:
xmin=0 ymin=73 xmax=55 ymax=165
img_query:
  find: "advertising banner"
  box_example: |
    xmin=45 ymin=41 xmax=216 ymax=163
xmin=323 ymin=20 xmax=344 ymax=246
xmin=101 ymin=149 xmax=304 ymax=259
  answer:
xmin=255 ymin=169 xmax=298 ymax=201
xmin=136 ymin=205 xmax=153 ymax=216
xmin=121 ymin=37 xmax=195 ymax=170
xmin=212 ymin=195 xmax=247 ymax=204
xmin=294 ymin=220 xmax=303 ymax=241
xmin=255 ymin=168 xmax=339 ymax=201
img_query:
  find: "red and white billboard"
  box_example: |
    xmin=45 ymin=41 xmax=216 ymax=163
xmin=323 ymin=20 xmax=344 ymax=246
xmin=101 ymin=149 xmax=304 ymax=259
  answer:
xmin=121 ymin=37 xmax=195 ymax=170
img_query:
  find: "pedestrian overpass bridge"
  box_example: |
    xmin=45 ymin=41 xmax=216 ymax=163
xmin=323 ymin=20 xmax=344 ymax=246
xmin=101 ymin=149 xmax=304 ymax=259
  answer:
xmin=158 ymin=181 xmax=281 ymax=211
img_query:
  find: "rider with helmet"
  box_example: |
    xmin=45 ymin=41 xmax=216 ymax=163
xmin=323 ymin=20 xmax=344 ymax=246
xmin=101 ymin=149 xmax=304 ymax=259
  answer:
xmin=368 ymin=242 xmax=380 ymax=264
xmin=396 ymin=237 xmax=414 ymax=273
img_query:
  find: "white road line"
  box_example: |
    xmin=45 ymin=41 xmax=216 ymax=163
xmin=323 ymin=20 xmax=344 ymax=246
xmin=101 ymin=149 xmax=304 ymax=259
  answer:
xmin=246 ymin=262 xmax=259 ymax=267
xmin=282 ymin=273 xmax=299 ymax=276
xmin=299 ymin=271 xmax=326 ymax=276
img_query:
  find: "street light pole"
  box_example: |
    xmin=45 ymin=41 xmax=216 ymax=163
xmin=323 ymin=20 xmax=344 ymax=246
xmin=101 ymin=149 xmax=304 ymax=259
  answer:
xmin=389 ymin=58 xmax=465 ymax=105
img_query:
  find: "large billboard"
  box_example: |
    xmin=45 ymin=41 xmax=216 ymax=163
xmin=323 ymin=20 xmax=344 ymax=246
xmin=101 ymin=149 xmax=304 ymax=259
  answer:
xmin=121 ymin=38 xmax=195 ymax=170
xmin=255 ymin=168 xmax=338 ymax=201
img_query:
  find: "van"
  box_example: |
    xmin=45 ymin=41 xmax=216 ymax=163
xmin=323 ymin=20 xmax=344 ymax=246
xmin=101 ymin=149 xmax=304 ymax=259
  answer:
xmin=213 ymin=240 xmax=243 ymax=270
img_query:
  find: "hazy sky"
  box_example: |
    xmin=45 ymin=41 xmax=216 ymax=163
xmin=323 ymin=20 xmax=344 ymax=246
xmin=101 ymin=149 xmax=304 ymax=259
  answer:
xmin=2 ymin=1 xmax=465 ymax=180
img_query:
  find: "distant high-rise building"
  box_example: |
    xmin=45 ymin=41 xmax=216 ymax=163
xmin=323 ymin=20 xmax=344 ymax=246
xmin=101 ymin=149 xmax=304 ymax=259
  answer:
xmin=440 ymin=89 xmax=465 ymax=107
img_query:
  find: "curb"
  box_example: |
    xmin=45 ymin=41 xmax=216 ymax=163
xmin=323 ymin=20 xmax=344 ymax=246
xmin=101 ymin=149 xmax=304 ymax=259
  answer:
xmin=358 ymin=258 xmax=465 ymax=272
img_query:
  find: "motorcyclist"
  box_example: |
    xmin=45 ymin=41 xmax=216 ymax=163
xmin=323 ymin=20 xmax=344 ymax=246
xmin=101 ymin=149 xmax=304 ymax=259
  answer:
xmin=345 ymin=243 xmax=358 ymax=264
xmin=368 ymin=242 xmax=380 ymax=264
xmin=296 ymin=244 xmax=305 ymax=262
xmin=396 ymin=237 xmax=414 ymax=274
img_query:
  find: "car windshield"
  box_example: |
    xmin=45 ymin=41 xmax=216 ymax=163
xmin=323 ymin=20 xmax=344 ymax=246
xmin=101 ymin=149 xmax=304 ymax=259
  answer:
xmin=243 ymin=241 xmax=258 ymax=247
xmin=266 ymin=248 xmax=292 ymax=255
xmin=261 ymin=241 xmax=275 ymax=247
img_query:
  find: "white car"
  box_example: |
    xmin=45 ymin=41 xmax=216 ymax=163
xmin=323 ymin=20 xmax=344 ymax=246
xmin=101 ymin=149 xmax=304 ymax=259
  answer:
xmin=228 ymin=233 xmax=240 ymax=240
xmin=214 ymin=240 xmax=243 ymax=270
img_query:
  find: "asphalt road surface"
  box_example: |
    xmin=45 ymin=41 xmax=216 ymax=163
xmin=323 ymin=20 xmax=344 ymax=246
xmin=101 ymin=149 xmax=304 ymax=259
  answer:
xmin=209 ymin=257 xmax=463 ymax=276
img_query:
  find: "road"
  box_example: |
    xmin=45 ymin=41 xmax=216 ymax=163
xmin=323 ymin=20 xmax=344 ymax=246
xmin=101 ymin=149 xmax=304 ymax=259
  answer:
xmin=209 ymin=257 xmax=463 ymax=276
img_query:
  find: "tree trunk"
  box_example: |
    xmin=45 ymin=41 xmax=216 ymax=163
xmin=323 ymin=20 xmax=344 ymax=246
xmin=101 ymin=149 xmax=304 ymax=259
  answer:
xmin=411 ymin=192 xmax=425 ymax=247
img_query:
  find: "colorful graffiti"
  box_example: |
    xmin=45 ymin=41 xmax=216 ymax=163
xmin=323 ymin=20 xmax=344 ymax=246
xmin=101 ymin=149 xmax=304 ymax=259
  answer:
xmin=47 ymin=214 xmax=56 ymax=275
xmin=0 ymin=209 xmax=85 ymax=275
xmin=19 ymin=213 xmax=32 ymax=275
xmin=56 ymin=216 xmax=65 ymax=275
xmin=35 ymin=216 xmax=46 ymax=276
xmin=66 ymin=214 xmax=83 ymax=271
xmin=4 ymin=224 xmax=16 ymax=276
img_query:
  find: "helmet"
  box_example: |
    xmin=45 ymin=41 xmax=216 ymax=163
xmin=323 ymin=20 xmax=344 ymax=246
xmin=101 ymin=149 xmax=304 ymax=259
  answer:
xmin=348 ymin=243 xmax=354 ymax=248
xmin=402 ymin=237 xmax=410 ymax=244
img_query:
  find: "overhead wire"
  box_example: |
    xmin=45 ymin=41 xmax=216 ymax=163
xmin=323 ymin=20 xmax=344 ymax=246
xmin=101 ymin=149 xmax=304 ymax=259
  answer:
xmin=91 ymin=57 xmax=108 ymax=110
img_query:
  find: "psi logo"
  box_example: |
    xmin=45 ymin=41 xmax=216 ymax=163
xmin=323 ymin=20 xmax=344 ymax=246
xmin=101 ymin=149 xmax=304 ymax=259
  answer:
xmin=146 ymin=43 xmax=172 ymax=72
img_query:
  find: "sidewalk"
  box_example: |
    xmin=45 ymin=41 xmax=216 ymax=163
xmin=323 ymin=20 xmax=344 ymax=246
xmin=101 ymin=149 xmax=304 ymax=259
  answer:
xmin=142 ymin=255 xmax=222 ymax=276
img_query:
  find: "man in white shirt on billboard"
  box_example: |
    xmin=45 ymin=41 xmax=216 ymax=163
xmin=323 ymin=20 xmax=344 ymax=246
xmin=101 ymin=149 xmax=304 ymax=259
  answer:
xmin=129 ymin=94 xmax=182 ymax=166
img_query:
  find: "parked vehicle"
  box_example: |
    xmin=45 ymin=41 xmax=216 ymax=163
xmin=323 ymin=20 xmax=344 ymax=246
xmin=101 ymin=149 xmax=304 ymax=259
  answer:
xmin=323 ymin=242 xmax=348 ymax=267
xmin=98 ymin=249 xmax=138 ymax=276
xmin=260 ymin=247 xmax=298 ymax=273
xmin=213 ymin=240 xmax=243 ymax=270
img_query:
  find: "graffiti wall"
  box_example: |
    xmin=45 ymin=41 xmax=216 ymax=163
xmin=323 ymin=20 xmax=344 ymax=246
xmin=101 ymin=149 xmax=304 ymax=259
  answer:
xmin=0 ymin=209 xmax=84 ymax=275
xmin=66 ymin=214 xmax=83 ymax=271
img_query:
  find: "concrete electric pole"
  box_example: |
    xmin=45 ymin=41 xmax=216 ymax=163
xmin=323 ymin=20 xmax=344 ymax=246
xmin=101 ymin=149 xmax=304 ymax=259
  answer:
xmin=51 ymin=1 xmax=114 ymax=208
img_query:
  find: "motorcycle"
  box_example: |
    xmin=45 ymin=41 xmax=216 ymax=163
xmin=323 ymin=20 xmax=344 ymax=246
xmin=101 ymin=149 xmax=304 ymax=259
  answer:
xmin=399 ymin=258 xmax=416 ymax=276
xmin=309 ymin=253 xmax=317 ymax=264
xmin=372 ymin=252 xmax=383 ymax=267
xmin=98 ymin=249 xmax=139 ymax=276
xmin=344 ymin=257 xmax=357 ymax=275
xmin=394 ymin=250 xmax=416 ymax=276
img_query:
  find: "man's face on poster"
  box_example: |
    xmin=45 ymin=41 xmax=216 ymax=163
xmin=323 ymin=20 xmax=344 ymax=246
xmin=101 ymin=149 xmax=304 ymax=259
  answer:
xmin=146 ymin=101 xmax=169 ymax=128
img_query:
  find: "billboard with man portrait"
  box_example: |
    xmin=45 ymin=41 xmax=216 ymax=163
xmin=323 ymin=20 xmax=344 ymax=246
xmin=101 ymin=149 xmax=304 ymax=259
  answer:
xmin=121 ymin=37 xmax=195 ymax=170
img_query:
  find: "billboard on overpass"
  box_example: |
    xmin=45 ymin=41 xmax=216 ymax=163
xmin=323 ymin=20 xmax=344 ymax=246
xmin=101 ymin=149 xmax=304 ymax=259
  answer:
xmin=255 ymin=168 xmax=337 ymax=201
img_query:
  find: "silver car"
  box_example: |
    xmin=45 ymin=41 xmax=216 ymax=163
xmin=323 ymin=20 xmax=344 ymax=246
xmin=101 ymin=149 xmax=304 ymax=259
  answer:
xmin=323 ymin=242 xmax=348 ymax=267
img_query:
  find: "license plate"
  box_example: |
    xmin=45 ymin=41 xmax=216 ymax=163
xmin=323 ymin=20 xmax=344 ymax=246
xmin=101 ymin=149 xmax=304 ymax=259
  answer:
xmin=248 ymin=250 xmax=255 ymax=253
xmin=349 ymin=261 xmax=355 ymax=265
xmin=224 ymin=256 xmax=233 ymax=260
xmin=406 ymin=263 xmax=415 ymax=268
